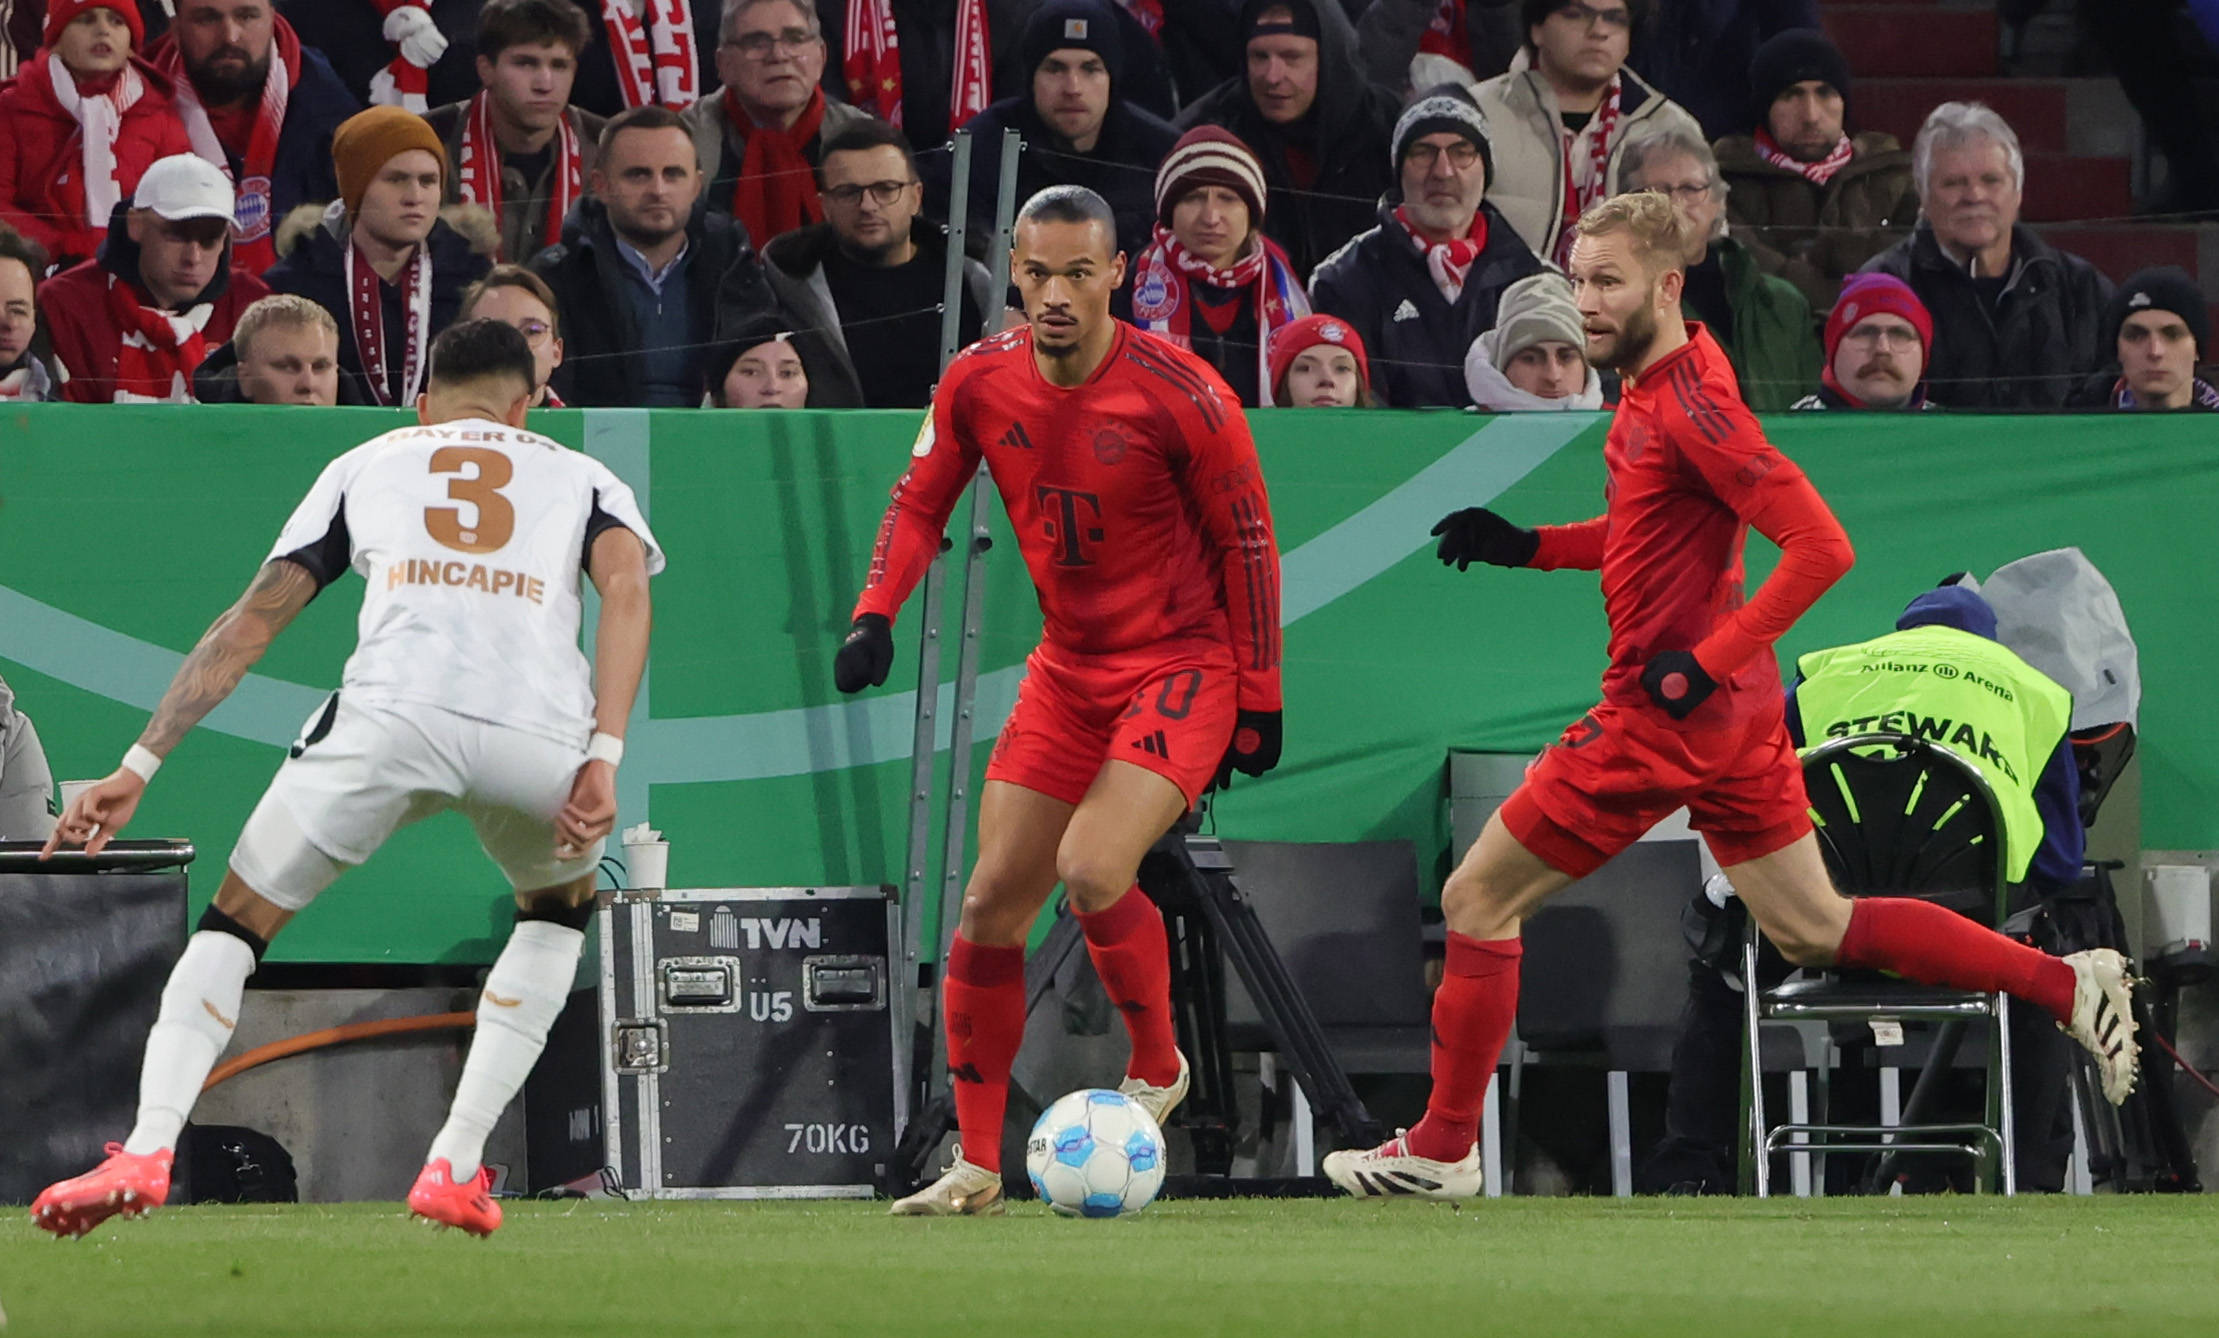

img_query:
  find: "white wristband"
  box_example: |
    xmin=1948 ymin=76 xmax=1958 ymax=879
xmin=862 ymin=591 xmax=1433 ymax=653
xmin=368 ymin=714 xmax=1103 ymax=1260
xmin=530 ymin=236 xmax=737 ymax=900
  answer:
xmin=120 ymin=744 xmax=163 ymax=784
xmin=586 ymin=732 xmax=625 ymax=767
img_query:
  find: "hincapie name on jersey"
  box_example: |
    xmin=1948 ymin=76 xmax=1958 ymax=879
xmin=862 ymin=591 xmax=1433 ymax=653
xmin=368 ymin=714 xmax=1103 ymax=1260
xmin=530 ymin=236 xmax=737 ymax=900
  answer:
xmin=386 ymin=556 xmax=548 ymax=604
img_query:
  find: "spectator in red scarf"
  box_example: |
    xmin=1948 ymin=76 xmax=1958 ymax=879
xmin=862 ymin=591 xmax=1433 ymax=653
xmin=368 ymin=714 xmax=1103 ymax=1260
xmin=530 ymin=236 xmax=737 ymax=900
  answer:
xmin=1311 ymin=83 xmax=1543 ymax=408
xmin=0 ymin=1 xmax=191 ymax=271
xmin=684 ymin=0 xmax=881 ymax=247
xmin=1126 ymin=126 xmax=1311 ymax=407
xmin=1472 ymin=0 xmax=1700 ymax=266
xmin=0 ymin=228 xmax=60 ymax=401
xmin=39 ymin=153 xmax=270 ymax=401
xmin=143 ymin=0 xmax=362 ymax=276
xmin=1268 ymin=311 xmax=1375 ymax=406
xmin=425 ymin=0 xmax=606 ymax=263
xmin=1714 ymin=29 xmax=1917 ymax=313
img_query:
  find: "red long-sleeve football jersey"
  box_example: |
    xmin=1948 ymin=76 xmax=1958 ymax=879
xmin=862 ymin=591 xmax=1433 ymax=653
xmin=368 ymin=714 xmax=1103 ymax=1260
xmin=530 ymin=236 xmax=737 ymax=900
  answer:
xmin=1529 ymin=326 xmax=1854 ymax=726
xmin=854 ymin=323 xmax=1283 ymax=710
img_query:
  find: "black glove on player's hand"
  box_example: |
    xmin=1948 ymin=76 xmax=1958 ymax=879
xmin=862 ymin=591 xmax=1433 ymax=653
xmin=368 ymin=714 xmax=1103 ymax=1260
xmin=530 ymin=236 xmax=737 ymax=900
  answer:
xmin=1211 ymin=709 xmax=1284 ymax=792
xmin=1430 ymin=508 xmax=1540 ymax=571
xmin=833 ymin=614 xmax=894 ymax=693
xmin=1641 ymin=650 xmax=1717 ymax=720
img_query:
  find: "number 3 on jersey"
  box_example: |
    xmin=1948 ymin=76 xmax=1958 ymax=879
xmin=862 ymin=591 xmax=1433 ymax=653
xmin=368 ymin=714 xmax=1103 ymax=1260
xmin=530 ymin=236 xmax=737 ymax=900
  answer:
xmin=425 ymin=447 xmax=515 ymax=553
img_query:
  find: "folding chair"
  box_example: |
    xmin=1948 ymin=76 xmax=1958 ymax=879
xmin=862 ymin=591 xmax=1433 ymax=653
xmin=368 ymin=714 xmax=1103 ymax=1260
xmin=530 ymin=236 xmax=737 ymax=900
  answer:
xmin=1742 ymin=733 xmax=2018 ymax=1196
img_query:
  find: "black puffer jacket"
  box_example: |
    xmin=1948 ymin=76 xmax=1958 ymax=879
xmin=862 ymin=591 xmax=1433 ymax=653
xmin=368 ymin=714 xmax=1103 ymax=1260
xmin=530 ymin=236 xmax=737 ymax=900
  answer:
xmin=1310 ymin=199 xmax=1545 ymax=408
xmin=1173 ymin=0 xmax=1402 ymax=281
xmin=1860 ymin=223 xmax=2113 ymax=410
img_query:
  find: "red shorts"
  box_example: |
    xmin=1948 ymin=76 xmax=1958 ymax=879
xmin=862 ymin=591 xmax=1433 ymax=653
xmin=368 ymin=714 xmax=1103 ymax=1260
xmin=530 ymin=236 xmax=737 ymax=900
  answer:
xmin=986 ymin=639 xmax=1238 ymax=807
xmin=1501 ymin=698 xmax=1812 ymax=878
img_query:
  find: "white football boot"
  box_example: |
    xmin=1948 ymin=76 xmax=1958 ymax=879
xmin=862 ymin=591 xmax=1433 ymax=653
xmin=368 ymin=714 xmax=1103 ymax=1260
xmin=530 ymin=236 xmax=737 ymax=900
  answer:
xmin=888 ymin=1147 xmax=1006 ymax=1216
xmin=1323 ymin=1131 xmax=1483 ymax=1201
xmin=2061 ymin=948 xmax=2139 ymax=1105
xmin=1117 ymin=1050 xmax=1191 ymax=1128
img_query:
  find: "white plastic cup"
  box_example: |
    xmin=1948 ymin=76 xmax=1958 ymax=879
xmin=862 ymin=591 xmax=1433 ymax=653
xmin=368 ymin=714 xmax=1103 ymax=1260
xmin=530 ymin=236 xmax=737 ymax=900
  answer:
xmin=2145 ymin=864 xmax=2211 ymax=957
xmin=624 ymin=838 xmax=669 ymax=891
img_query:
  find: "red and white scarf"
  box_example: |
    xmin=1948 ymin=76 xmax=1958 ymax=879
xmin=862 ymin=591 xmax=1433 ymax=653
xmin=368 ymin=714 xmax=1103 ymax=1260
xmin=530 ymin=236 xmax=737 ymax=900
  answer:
xmin=345 ymin=240 xmax=433 ymax=407
xmin=603 ymin=0 xmax=698 ymax=108
xmin=1130 ymin=226 xmax=1310 ymax=399
xmin=1116 ymin=0 xmax=1164 ymax=37
xmin=106 ymin=273 xmax=212 ymax=403
xmin=1753 ymin=127 xmax=1855 ymax=186
xmin=458 ymin=92 xmax=582 ymax=260
xmin=1394 ymin=205 xmax=1488 ymax=302
xmin=45 ymin=54 xmax=144 ymax=230
xmin=1418 ymin=0 xmax=1469 ymax=67
xmin=155 ymin=19 xmax=299 ymax=273
xmin=727 ymin=86 xmax=826 ymax=245
xmin=1556 ymin=75 xmax=1621 ymax=267
xmin=844 ymin=0 xmax=991 ymax=132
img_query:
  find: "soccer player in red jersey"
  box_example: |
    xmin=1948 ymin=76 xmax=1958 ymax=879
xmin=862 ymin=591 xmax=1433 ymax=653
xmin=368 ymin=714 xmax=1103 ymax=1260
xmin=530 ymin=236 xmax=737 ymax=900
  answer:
xmin=1325 ymin=192 xmax=2138 ymax=1200
xmin=833 ymin=185 xmax=1283 ymax=1215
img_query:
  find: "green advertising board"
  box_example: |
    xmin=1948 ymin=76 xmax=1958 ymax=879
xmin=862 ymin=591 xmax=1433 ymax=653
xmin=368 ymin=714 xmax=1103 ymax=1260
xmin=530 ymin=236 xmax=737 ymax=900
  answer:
xmin=3 ymin=404 xmax=2210 ymax=964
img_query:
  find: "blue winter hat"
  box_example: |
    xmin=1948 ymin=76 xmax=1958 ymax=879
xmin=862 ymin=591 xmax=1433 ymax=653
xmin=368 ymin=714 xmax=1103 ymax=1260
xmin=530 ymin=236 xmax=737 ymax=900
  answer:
xmin=1897 ymin=585 xmax=1998 ymax=640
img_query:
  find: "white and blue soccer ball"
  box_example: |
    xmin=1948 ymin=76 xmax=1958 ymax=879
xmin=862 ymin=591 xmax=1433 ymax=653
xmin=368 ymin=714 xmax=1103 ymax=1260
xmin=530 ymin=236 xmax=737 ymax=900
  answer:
xmin=1025 ymin=1089 xmax=1166 ymax=1218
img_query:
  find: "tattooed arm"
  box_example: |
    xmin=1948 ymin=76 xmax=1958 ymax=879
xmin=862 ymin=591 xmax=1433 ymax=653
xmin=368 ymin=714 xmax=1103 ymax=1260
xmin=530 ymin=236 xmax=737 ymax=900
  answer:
xmin=42 ymin=559 xmax=319 ymax=857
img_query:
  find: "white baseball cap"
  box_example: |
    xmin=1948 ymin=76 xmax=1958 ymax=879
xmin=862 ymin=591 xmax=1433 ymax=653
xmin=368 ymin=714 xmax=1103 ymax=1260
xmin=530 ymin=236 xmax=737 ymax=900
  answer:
xmin=132 ymin=155 xmax=237 ymax=224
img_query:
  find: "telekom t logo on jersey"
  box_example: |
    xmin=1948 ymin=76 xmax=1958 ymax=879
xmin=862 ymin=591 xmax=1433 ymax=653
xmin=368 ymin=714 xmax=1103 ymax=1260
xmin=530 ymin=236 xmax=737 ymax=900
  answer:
xmin=1034 ymin=485 xmax=1104 ymax=567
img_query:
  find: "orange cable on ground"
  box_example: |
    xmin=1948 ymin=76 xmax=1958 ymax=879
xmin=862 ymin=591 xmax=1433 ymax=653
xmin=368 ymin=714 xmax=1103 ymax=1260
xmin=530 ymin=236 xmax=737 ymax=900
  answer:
xmin=201 ymin=1013 xmax=476 ymax=1092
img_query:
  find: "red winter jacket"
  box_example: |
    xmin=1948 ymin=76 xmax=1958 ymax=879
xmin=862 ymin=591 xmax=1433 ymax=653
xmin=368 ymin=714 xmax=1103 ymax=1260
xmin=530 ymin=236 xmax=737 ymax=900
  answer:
xmin=40 ymin=208 xmax=268 ymax=403
xmin=0 ymin=53 xmax=193 ymax=272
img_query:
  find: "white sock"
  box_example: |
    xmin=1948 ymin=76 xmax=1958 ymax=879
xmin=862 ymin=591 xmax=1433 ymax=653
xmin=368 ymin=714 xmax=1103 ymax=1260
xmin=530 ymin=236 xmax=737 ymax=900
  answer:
xmin=427 ymin=920 xmax=583 ymax=1179
xmin=123 ymin=931 xmax=257 ymax=1156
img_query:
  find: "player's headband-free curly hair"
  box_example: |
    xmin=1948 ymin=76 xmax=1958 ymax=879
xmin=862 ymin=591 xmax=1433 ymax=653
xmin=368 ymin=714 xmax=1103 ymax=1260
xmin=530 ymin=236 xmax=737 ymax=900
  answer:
xmin=1572 ymin=190 xmax=1693 ymax=273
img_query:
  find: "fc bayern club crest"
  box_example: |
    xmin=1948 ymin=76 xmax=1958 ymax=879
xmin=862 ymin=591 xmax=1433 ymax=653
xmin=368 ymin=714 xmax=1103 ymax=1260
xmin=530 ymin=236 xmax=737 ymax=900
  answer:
xmin=1132 ymin=263 xmax=1178 ymax=323
xmin=234 ymin=177 xmax=273 ymax=242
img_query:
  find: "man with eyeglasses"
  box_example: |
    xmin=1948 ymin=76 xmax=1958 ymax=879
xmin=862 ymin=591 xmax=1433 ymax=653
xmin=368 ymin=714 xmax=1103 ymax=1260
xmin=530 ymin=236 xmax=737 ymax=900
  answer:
xmin=1473 ymin=0 xmax=1701 ymax=267
xmin=462 ymin=264 xmax=570 ymax=407
xmin=1618 ymin=127 xmax=1816 ymax=412
xmin=755 ymin=119 xmax=989 ymax=408
xmin=683 ymin=0 xmax=881 ymax=247
xmin=1310 ymin=84 xmax=1544 ymax=407
xmin=1792 ymin=273 xmax=1936 ymax=411
xmin=530 ymin=104 xmax=784 ymax=406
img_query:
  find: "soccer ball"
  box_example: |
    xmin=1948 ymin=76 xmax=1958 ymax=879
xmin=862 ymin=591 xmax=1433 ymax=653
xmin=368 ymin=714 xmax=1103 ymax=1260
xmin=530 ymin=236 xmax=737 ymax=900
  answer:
xmin=1025 ymin=1089 xmax=1166 ymax=1218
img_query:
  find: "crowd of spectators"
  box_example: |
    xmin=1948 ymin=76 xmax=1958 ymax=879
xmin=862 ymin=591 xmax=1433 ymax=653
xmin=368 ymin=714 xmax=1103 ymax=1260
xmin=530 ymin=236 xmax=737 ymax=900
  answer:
xmin=0 ymin=0 xmax=2208 ymax=413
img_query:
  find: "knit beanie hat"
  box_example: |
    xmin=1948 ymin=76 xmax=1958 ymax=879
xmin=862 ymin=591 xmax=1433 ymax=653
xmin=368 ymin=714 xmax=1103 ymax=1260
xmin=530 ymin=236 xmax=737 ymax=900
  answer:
xmin=1489 ymin=272 xmax=1585 ymax=371
xmin=1268 ymin=314 xmax=1370 ymax=396
xmin=1155 ymin=126 xmax=1268 ymax=228
xmin=2104 ymin=266 xmax=2209 ymax=358
xmin=333 ymin=106 xmax=450 ymax=217
xmin=1747 ymin=29 xmax=1853 ymax=131
xmin=1392 ymin=82 xmax=1494 ymax=183
xmin=1824 ymin=273 xmax=1933 ymax=366
xmin=1022 ymin=0 xmax=1123 ymax=84
xmin=44 ymin=0 xmax=144 ymax=52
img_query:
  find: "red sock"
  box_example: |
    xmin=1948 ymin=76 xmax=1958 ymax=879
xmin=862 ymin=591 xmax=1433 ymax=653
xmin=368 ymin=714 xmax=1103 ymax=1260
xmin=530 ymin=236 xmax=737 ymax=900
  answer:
xmin=1405 ymin=934 xmax=1522 ymax=1162
xmin=943 ymin=936 xmax=1026 ymax=1173
xmin=1076 ymin=886 xmax=1180 ymax=1088
xmin=1838 ymin=897 xmax=2076 ymax=1023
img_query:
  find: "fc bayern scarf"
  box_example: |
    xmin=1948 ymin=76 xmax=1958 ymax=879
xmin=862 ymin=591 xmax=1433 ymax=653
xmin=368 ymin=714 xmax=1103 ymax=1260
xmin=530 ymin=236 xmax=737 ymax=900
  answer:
xmin=1394 ymin=205 xmax=1488 ymax=302
xmin=44 ymin=55 xmax=144 ymax=230
xmin=603 ymin=0 xmax=698 ymax=107
xmin=156 ymin=18 xmax=299 ymax=273
xmin=1556 ymin=75 xmax=1621 ymax=267
xmin=106 ymin=273 xmax=212 ymax=403
xmin=1116 ymin=0 xmax=1163 ymax=36
xmin=844 ymin=0 xmax=991 ymax=132
xmin=1753 ymin=127 xmax=1855 ymax=186
xmin=458 ymin=92 xmax=582 ymax=260
xmin=1131 ymin=226 xmax=1310 ymax=397
xmin=727 ymin=85 xmax=826 ymax=244
xmin=1417 ymin=0 xmax=1469 ymax=67
xmin=345 ymin=240 xmax=433 ymax=407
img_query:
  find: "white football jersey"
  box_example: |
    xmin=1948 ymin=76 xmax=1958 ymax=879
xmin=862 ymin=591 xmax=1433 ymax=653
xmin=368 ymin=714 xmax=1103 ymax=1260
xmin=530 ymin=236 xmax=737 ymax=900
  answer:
xmin=266 ymin=418 xmax=665 ymax=745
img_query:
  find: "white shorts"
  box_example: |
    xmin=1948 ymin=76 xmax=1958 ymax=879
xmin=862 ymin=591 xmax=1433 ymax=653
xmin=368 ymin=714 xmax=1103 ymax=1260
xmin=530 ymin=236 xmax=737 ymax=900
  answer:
xmin=230 ymin=694 xmax=603 ymax=911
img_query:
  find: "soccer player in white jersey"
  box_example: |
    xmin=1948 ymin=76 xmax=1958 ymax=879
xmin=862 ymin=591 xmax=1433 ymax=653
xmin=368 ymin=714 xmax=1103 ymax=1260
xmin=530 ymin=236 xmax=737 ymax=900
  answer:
xmin=30 ymin=320 xmax=663 ymax=1240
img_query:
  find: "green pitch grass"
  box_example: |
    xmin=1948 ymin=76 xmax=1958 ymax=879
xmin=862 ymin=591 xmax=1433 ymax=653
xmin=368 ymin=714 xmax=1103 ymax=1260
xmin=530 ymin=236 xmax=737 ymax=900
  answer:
xmin=3 ymin=1196 xmax=2215 ymax=1337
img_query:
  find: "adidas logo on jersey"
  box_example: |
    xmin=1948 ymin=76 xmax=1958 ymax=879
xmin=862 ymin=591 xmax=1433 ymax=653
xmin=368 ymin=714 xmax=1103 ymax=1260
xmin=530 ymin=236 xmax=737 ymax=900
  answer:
xmin=1129 ymin=730 xmax=1171 ymax=759
xmin=997 ymin=422 xmax=1035 ymax=451
xmin=1392 ymin=299 xmax=1421 ymax=322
